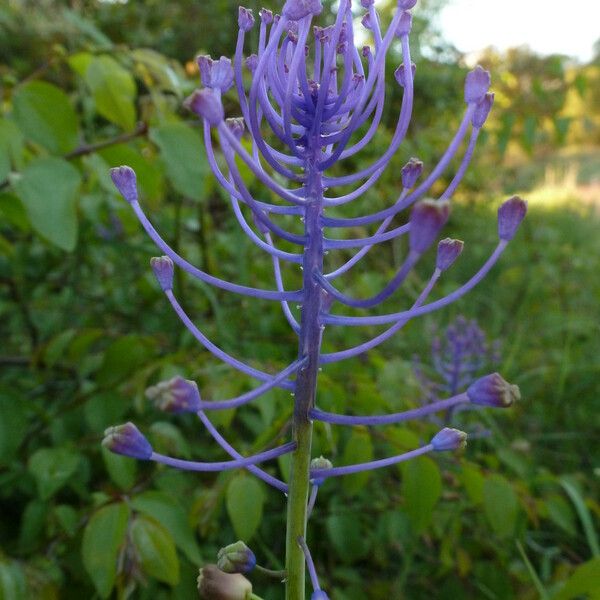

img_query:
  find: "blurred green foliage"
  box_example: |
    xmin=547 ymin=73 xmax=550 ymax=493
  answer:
xmin=1 ymin=0 xmax=599 ymax=599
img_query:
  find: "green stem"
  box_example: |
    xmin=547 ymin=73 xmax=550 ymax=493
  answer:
xmin=254 ymin=565 xmax=287 ymax=580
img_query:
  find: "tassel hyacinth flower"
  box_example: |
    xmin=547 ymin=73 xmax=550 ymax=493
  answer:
xmin=105 ymin=0 xmax=526 ymax=597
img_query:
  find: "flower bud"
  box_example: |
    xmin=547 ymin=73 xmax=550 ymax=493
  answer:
xmin=361 ymin=13 xmax=372 ymax=30
xmin=436 ymin=238 xmax=464 ymax=272
xmin=409 ymin=200 xmax=450 ymax=253
xmin=110 ymin=166 xmax=138 ymax=203
xmin=217 ymin=541 xmax=257 ymax=574
xmin=401 ymin=157 xmax=423 ymax=189
xmin=102 ymin=422 xmax=153 ymax=460
xmin=312 ymin=591 xmax=330 ymax=600
xmin=238 ymin=7 xmax=255 ymax=32
xmin=398 ymin=0 xmax=418 ymax=8
xmin=197 ymin=565 xmax=253 ymax=600
xmin=146 ymin=376 xmax=201 ymax=413
xmin=283 ymin=0 xmax=323 ymax=20
xmin=464 ymin=65 xmax=491 ymax=104
xmin=394 ymin=62 xmax=416 ymax=87
xmin=310 ymin=456 xmax=333 ymax=485
xmin=197 ymin=56 xmax=234 ymax=92
xmin=150 ymin=256 xmax=174 ymax=291
xmin=362 ymin=45 xmax=372 ymax=59
xmin=395 ymin=11 xmax=412 ymax=36
xmin=497 ymin=196 xmax=527 ymax=241
xmin=472 ymin=92 xmax=494 ymax=128
xmin=184 ymin=89 xmax=224 ymax=126
xmin=226 ymin=118 xmax=246 ymax=141
xmin=467 ymin=373 xmax=520 ymax=408
xmin=431 ymin=427 xmax=467 ymax=451
xmin=259 ymin=8 xmax=273 ymax=24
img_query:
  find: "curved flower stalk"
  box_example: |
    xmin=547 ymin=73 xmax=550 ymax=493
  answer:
xmin=104 ymin=1 xmax=527 ymax=598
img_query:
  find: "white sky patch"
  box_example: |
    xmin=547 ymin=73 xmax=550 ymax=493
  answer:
xmin=437 ymin=0 xmax=600 ymax=62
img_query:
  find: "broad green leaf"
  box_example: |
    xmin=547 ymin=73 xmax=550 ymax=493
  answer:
xmin=149 ymin=422 xmax=191 ymax=458
xmin=461 ymin=462 xmax=485 ymax=504
xmin=560 ymin=476 xmax=600 ymax=557
xmin=483 ymin=474 xmax=519 ymax=537
xmin=0 ymin=192 xmax=30 ymax=232
xmin=545 ymin=494 xmax=577 ymax=536
xmin=54 ymin=504 xmax=79 ymax=537
xmin=131 ymin=515 xmax=180 ymax=586
xmin=14 ymin=157 xmax=81 ymax=251
xmin=341 ymin=428 xmax=373 ymax=495
xmin=401 ymin=456 xmax=442 ymax=534
xmin=132 ymin=490 xmax=201 ymax=564
xmin=18 ymin=500 xmax=48 ymax=553
xmin=84 ymin=55 xmax=136 ymax=130
xmin=102 ymin=446 xmax=137 ymax=491
xmin=131 ymin=49 xmax=183 ymax=95
xmin=226 ymin=474 xmax=265 ymax=541
xmin=0 ymin=560 xmax=27 ymax=600
xmin=0 ymin=393 xmax=28 ymax=464
xmin=553 ymin=557 xmax=600 ymax=600
xmin=28 ymin=447 xmax=80 ymax=500
xmin=150 ymin=122 xmax=208 ymax=201
xmin=0 ymin=119 xmax=24 ymax=181
xmin=84 ymin=392 xmax=129 ymax=432
xmin=82 ymin=502 xmax=130 ymax=599
xmin=326 ymin=513 xmax=370 ymax=563
xmin=12 ymin=81 xmax=79 ymax=154
xmin=96 ymin=334 xmax=155 ymax=386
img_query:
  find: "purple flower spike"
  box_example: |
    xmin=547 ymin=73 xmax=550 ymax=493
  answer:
xmin=431 ymin=427 xmax=467 ymax=451
xmin=259 ymin=8 xmax=273 ymax=24
xmin=467 ymin=373 xmax=520 ymax=407
xmin=217 ymin=541 xmax=257 ymax=574
xmin=110 ymin=166 xmax=138 ymax=203
xmin=145 ymin=376 xmax=201 ymax=413
xmin=197 ymin=565 xmax=252 ymax=600
xmin=465 ymin=65 xmax=491 ymax=104
xmin=361 ymin=0 xmax=374 ymax=7
xmin=197 ymin=56 xmax=234 ymax=92
xmin=102 ymin=422 xmax=153 ymax=460
xmin=312 ymin=591 xmax=330 ymax=600
xmin=184 ymin=89 xmax=224 ymax=126
xmin=498 ymin=196 xmax=527 ymax=241
xmin=409 ymin=200 xmax=450 ymax=253
xmin=238 ymin=7 xmax=255 ymax=32
xmin=226 ymin=117 xmax=246 ymax=141
xmin=245 ymin=54 xmax=258 ymax=73
xmin=472 ymin=92 xmax=495 ymax=128
xmin=283 ymin=0 xmax=323 ymax=20
xmin=150 ymin=255 xmax=174 ymax=291
xmin=401 ymin=157 xmax=423 ymax=189
xmin=436 ymin=238 xmax=464 ymax=272
xmin=395 ymin=62 xmax=417 ymax=87
xmin=399 ymin=0 xmax=418 ymax=9
xmin=396 ymin=11 xmax=413 ymax=36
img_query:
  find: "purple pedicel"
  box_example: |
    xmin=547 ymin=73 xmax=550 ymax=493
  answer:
xmin=105 ymin=1 xmax=524 ymax=596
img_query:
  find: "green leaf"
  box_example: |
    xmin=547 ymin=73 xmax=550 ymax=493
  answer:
xmin=461 ymin=462 xmax=485 ymax=504
xmin=553 ymin=557 xmax=600 ymax=600
xmin=401 ymin=456 xmax=442 ymax=534
xmin=96 ymin=334 xmax=155 ymax=386
xmin=131 ymin=49 xmax=183 ymax=95
xmin=0 ymin=393 xmax=28 ymax=464
xmin=560 ymin=476 xmax=600 ymax=558
xmin=82 ymin=502 xmax=130 ymax=599
xmin=341 ymin=428 xmax=374 ymax=495
xmin=326 ymin=513 xmax=370 ymax=563
xmin=28 ymin=447 xmax=80 ymax=500
xmin=131 ymin=515 xmax=180 ymax=586
xmin=84 ymin=55 xmax=137 ymax=130
xmin=546 ymin=493 xmax=577 ymax=536
xmin=12 ymin=81 xmax=79 ymax=154
xmin=132 ymin=490 xmax=201 ymax=564
xmin=0 ymin=118 xmax=24 ymax=181
xmin=150 ymin=122 xmax=208 ymax=201
xmin=0 ymin=560 xmax=27 ymax=600
xmin=483 ymin=474 xmax=519 ymax=537
xmin=226 ymin=474 xmax=265 ymax=541
xmin=14 ymin=157 xmax=81 ymax=251
xmin=102 ymin=446 xmax=137 ymax=491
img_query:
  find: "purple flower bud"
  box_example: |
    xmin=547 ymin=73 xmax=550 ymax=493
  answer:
xmin=394 ymin=62 xmax=416 ymax=87
xmin=238 ymin=7 xmax=255 ymax=32
xmin=398 ymin=0 xmax=418 ymax=8
xmin=312 ymin=592 xmax=330 ymax=600
xmin=184 ymin=89 xmax=224 ymax=126
xmin=145 ymin=376 xmax=201 ymax=413
xmin=395 ymin=11 xmax=412 ymax=36
xmin=498 ymin=196 xmax=527 ymax=241
xmin=110 ymin=166 xmax=138 ymax=203
xmin=150 ymin=256 xmax=174 ymax=291
xmin=259 ymin=8 xmax=273 ymax=25
xmin=401 ymin=157 xmax=423 ymax=189
xmin=436 ymin=238 xmax=464 ymax=271
xmin=361 ymin=13 xmax=372 ymax=30
xmin=465 ymin=65 xmax=491 ymax=104
xmin=362 ymin=45 xmax=372 ymax=58
xmin=226 ymin=118 xmax=246 ymax=140
xmin=102 ymin=422 xmax=153 ymax=460
xmin=282 ymin=0 xmax=323 ymax=20
xmin=352 ymin=74 xmax=365 ymax=90
xmin=217 ymin=541 xmax=257 ymax=574
xmin=467 ymin=373 xmax=520 ymax=407
xmin=197 ymin=56 xmax=234 ymax=92
xmin=310 ymin=456 xmax=333 ymax=485
xmin=409 ymin=200 xmax=450 ymax=253
xmin=472 ymin=92 xmax=494 ymax=128
xmin=245 ymin=54 xmax=258 ymax=73
xmin=197 ymin=565 xmax=252 ymax=600
xmin=431 ymin=427 xmax=467 ymax=451
xmin=336 ymin=41 xmax=347 ymax=55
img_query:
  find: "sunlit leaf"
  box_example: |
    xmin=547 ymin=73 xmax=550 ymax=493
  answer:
xmin=226 ymin=474 xmax=264 ymax=541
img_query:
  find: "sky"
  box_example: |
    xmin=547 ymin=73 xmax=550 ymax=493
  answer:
xmin=437 ymin=0 xmax=600 ymax=62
